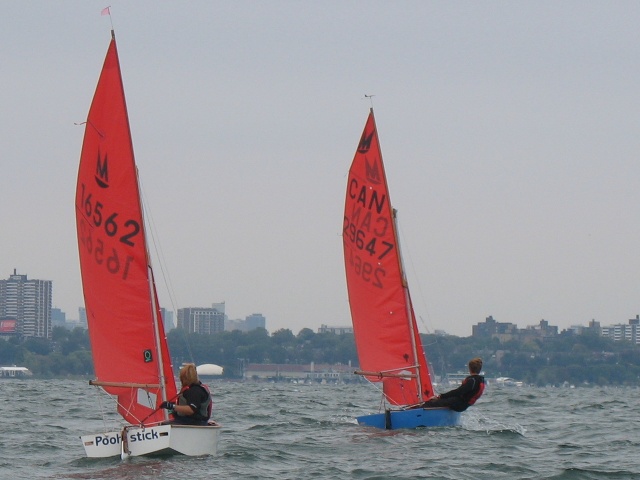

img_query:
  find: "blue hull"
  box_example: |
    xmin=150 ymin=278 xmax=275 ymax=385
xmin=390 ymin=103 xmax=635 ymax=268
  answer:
xmin=357 ymin=408 xmax=461 ymax=430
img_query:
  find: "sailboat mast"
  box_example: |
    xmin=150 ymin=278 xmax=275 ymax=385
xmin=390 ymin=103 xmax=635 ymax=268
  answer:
xmin=148 ymin=266 xmax=169 ymax=416
xmin=137 ymin=167 xmax=169 ymax=418
xmin=391 ymin=208 xmax=425 ymax=402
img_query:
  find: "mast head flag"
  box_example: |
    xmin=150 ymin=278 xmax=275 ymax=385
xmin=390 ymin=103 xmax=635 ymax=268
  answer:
xmin=101 ymin=6 xmax=114 ymax=31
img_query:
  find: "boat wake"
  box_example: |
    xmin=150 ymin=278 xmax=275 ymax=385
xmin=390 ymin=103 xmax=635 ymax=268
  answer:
xmin=460 ymin=411 xmax=526 ymax=436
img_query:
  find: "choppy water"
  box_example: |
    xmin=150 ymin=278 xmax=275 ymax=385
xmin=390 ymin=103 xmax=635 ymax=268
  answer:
xmin=1 ymin=379 xmax=638 ymax=479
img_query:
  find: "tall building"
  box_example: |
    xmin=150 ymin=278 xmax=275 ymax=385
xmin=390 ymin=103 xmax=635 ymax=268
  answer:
xmin=78 ymin=307 xmax=87 ymax=328
xmin=212 ymin=302 xmax=229 ymax=325
xmin=160 ymin=308 xmax=175 ymax=331
xmin=245 ymin=313 xmax=266 ymax=330
xmin=212 ymin=302 xmax=226 ymax=315
xmin=601 ymin=315 xmax=640 ymax=344
xmin=472 ymin=315 xmax=518 ymax=341
xmin=177 ymin=307 xmax=224 ymax=335
xmin=51 ymin=308 xmax=66 ymax=328
xmin=0 ymin=270 xmax=52 ymax=339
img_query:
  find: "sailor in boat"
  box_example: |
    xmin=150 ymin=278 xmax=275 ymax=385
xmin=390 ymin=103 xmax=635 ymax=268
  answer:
xmin=160 ymin=363 xmax=213 ymax=425
xmin=414 ymin=357 xmax=485 ymax=412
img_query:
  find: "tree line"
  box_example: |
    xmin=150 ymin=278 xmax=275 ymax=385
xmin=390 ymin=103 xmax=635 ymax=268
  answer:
xmin=2 ymin=326 xmax=640 ymax=386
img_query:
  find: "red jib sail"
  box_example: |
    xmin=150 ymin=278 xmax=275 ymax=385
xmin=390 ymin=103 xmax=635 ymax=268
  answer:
xmin=75 ymin=35 xmax=177 ymax=426
xmin=343 ymin=109 xmax=434 ymax=406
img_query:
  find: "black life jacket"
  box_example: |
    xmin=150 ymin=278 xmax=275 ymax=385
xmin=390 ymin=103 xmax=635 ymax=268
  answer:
xmin=466 ymin=375 xmax=485 ymax=405
xmin=177 ymin=382 xmax=212 ymax=420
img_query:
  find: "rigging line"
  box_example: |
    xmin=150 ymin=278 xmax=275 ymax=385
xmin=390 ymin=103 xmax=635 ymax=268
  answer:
xmin=73 ymin=120 xmax=104 ymax=138
xmin=362 ymin=375 xmax=388 ymax=410
xmin=138 ymin=179 xmax=197 ymax=365
xmin=138 ymin=179 xmax=179 ymax=312
xmin=396 ymin=220 xmax=444 ymax=356
xmin=396 ymin=220 xmax=435 ymax=335
xmin=94 ymin=385 xmax=128 ymax=431
xmin=115 ymin=386 xmax=164 ymax=426
xmin=93 ymin=384 xmax=115 ymax=431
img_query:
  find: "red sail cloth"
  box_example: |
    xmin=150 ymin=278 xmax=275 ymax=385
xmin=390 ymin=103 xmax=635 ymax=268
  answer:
xmin=75 ymin=38 xmax=177 ymax=425
xmin=343 ymin=110 xmax=434 ymax=405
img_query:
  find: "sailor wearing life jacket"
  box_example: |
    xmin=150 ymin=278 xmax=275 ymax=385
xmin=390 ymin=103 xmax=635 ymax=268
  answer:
xmin=418 ymin=357 xmax=485 ymax=412
xmin=160 ymin=363 xmax=212 ymax=425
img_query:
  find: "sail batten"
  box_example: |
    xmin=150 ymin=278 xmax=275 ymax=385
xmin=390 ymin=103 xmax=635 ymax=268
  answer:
xmin=343 ymin=109 xmax=434 ymax=406
xmin=75 ymin=37 xmax=177 ymax=426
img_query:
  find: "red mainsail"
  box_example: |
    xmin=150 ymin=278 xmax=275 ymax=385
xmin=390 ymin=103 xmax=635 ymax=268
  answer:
xmin=343 ymin=109 xmax=434 ymax=406
xmin=75 ymin=34 xmax=177 ymax=426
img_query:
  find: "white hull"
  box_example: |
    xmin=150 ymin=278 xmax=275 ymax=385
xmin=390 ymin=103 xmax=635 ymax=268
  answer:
xmin=81 ymin=423 xmax=221 ymax=458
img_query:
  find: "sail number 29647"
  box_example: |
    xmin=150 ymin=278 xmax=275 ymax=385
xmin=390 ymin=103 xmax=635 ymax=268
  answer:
xmin=343 ymin=216 xmax=394 ymax=288
xmin=77 ymin=183 xmax=139 ymax=280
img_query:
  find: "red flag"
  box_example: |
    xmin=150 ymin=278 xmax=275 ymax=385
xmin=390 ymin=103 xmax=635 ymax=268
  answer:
xmin=101 ymin=6 xmax=110 ymax=16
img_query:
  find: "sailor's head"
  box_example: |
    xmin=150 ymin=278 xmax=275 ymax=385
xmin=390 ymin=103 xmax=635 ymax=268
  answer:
xmin=179 ymin=363 xmax=199 ymax=386
xmin=468 ymin=357 xmax=483 ymax=374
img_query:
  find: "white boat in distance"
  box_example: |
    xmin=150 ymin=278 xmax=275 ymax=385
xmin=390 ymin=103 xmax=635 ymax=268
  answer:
xmin=0 ymin=366 xmax=32 ymax=378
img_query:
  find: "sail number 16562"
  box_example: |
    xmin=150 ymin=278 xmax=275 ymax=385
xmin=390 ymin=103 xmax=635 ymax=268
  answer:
xmin=77 ymin=183 xmax=140 ymax=280
xmin=79 ymin=183 xmax=141 ymax=247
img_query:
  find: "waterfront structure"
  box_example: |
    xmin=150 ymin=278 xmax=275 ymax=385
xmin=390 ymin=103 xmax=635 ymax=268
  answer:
xmin=177 ymin=307 xmax=224 ymax=334
xmin=317 ymin=324 xmax=353 ymax=335
xmin=0 ymin=270 xmax=52 ymax=339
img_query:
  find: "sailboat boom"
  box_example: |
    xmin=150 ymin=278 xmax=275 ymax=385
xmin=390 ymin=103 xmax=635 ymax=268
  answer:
xmin=354 ymin=370 xmax=417 ymax=379
xmin=90 ymin=380 xmax=161 ymax=388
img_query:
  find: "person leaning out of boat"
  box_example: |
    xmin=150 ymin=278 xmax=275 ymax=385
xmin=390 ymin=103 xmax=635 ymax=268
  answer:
xmin=160 ymin=363 xmax=213 ymax=425
xmin=417 ymin=357 xmax=485 ymax=412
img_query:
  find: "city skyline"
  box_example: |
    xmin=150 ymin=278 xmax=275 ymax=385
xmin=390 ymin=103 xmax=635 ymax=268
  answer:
xmin=4 ymin=3 xmax=640 ymax=337
xmin=42 ymin=279 xmax=640 ymax=339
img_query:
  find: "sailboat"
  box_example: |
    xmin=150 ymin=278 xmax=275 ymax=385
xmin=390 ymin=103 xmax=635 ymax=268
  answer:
xmin=342 ymin=108 xmax=460 ymax=429
xmin=75 ymin=31 xmax=221 ymax=458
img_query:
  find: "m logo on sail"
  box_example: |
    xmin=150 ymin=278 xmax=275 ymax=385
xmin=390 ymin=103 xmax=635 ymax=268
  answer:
xmin=95 ymin=152 xmax=109 ymax=188
xmin=357 ymin=131 xmax=374 ymax=154
xmin=365 ymin=158 xmax=382 ymax=185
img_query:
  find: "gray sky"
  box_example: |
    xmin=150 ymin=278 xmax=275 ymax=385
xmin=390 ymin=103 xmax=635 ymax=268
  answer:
xmin=3 ymin=2 xmax=640 ymax=337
